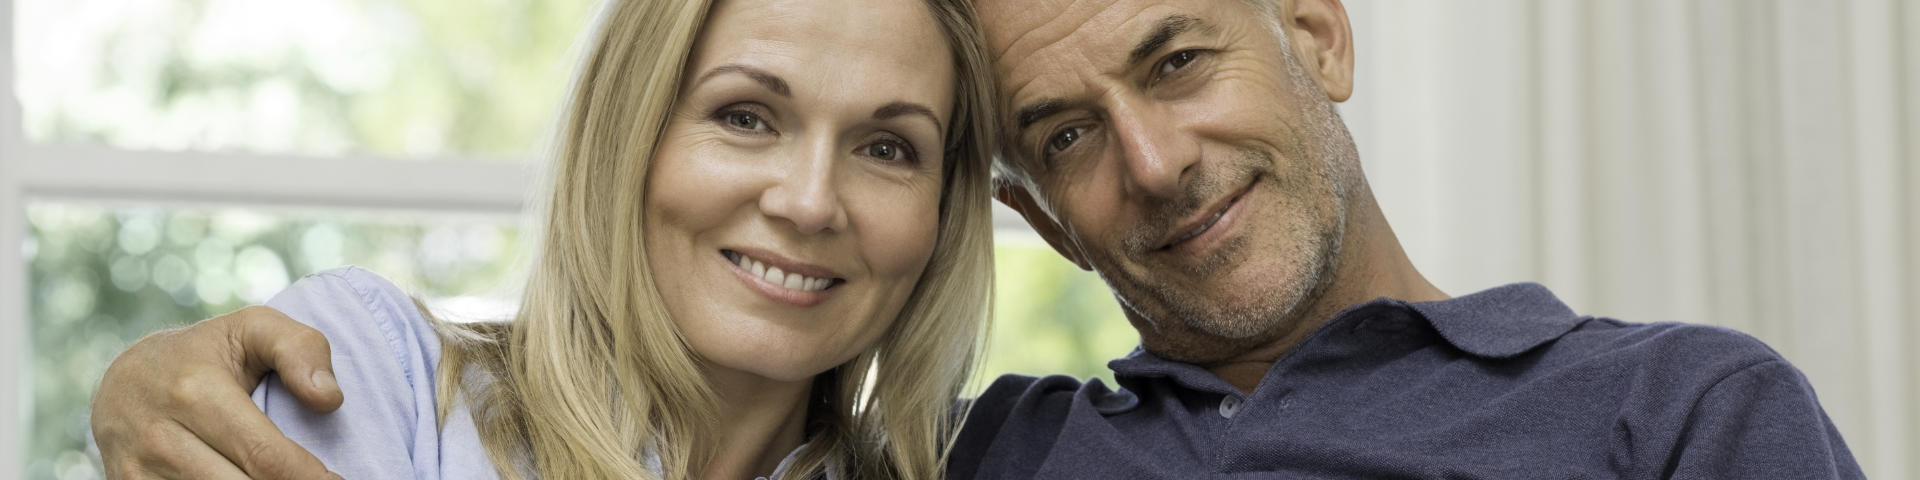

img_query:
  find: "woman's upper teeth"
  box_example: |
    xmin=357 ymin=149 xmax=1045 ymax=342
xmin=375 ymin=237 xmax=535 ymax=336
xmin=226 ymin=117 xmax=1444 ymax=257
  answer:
xmin=730 ymin=251 xmax=833 ymax=291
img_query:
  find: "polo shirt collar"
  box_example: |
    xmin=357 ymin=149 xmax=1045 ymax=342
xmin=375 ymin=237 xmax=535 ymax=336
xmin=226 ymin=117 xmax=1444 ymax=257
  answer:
xmin=1407 ymin=282 xmax=1584 ymax=358
xmin=1108 ymin=282 xmax=1585 ymax=383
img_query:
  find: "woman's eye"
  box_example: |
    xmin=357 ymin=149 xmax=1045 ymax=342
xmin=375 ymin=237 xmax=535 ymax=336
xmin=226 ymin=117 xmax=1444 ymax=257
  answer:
xmin=1045 ymin=127 xmax=1083 ymax=155
xmin=1157 ymin=50 xmax=1202 ymax=78
xmin=719 ymin=110 xmax=769 ymax=133
xmin=860 ymin=140 xmax=915 ymax=164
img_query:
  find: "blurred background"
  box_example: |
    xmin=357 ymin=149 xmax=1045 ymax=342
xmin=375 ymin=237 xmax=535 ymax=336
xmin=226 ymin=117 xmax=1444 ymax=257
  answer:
xmin=0 ymin=0 xmax=1912 ymax=478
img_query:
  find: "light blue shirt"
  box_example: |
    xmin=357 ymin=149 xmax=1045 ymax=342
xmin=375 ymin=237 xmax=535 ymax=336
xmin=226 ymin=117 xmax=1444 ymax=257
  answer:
xmin=252 ymin=267 xmax=816 ymax=479
xmin=252 ymin=267 xmax=499 ymax=479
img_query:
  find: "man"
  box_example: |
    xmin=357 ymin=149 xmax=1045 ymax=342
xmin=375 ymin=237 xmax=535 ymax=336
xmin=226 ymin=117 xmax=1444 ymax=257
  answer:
xmin=92 ymin=0 xmax=1862 ymax=478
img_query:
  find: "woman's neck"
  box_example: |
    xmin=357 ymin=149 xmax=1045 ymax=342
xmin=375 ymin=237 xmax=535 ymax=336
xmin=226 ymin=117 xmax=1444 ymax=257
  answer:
xmin=695 ymin=368 xmax=813 ymax=480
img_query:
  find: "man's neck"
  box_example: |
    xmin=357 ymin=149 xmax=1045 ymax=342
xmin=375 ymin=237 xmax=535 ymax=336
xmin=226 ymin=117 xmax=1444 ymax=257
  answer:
xmin=1207 ymin=192 xmax=1449 ymax=394
xmin=695 ymin=368 xmax=812 ymax=480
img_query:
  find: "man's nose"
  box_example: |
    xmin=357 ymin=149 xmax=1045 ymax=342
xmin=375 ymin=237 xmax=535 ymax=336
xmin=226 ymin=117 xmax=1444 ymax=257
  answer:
xmin=758 ymin=137 xmax=850 ymax=234
xmin=1109 ymin=98 xmax=1200 ymax=198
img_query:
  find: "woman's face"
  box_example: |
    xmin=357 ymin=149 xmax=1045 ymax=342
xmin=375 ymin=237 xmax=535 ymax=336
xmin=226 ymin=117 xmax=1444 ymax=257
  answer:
xmin=644 ymin=0 xmax=955 ymax=382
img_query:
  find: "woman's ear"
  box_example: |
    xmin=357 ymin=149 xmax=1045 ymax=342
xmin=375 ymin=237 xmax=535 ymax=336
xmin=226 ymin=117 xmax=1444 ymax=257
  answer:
xmin=1282 ymin=0 xmax=1355 ymax=102
xmin=993 ymin=184 xmax=1093 ymax=271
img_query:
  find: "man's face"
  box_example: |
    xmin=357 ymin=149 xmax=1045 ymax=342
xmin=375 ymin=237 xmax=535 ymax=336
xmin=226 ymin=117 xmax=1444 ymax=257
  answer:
xmin=981 ymin=0 xmax=1360 ymax=363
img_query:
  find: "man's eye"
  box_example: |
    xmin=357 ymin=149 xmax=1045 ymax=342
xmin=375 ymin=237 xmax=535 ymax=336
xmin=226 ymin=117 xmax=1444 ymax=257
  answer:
xmin=1046 ymin=127 xmax=1083 ymax=155
xmin=1157 ymin=50 xmax=1202 ymax=78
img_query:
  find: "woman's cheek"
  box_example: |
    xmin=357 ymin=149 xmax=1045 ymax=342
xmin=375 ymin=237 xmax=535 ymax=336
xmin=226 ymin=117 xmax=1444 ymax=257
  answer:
xmin=856 ymin=187 xmax=943 ymax=287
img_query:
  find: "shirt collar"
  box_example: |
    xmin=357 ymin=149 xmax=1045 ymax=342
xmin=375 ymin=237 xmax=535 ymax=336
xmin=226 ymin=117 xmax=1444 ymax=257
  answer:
xmin=1405 ymin=282 xmax=1584 ymax=358
xmin=1109 ymin=282 xmax=1586 ymax=383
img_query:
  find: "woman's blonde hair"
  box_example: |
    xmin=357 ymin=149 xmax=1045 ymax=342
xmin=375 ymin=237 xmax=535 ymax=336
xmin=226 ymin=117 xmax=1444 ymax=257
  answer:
xmin=430 ymin=0 xmax=999 ymax=479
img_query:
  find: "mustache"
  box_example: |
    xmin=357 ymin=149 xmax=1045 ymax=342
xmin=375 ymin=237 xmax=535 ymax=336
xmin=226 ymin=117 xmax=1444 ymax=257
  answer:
xmin=1120 ymin=149 xmax=1270 ymax=253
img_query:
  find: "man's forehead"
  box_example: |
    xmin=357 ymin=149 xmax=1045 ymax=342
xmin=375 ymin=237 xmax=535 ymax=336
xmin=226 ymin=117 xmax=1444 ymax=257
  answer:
xmin=975 ymin=0 xmax=1214 ymax=122
xmin=976 ymin=0 xmax=1179 ymax=64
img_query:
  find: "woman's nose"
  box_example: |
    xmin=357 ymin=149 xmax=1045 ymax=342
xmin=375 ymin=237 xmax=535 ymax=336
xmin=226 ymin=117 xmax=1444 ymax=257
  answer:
xmin=758 ymin=138 xmax=850 ymax=234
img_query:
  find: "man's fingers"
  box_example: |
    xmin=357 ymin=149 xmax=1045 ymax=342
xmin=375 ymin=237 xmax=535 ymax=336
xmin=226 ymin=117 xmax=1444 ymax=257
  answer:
xmin=147 ymin=433 xmax=253 ymax=480
xmin=175 ymin=377 xmax=339 ymax=480
xmin=227 ymin=306 xmax=343 ymax=412
xmin=114 ymin=421 xmax=249 ymax=480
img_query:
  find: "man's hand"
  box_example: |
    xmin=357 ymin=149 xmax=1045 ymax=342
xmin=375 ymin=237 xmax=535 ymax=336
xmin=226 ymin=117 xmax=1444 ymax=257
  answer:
xmin=91 ymin=306 xmax=347 ymax=480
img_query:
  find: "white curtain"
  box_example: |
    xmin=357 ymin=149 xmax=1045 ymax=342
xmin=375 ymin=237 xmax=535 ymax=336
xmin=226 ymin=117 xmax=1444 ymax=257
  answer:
xmin=1342 ymin=1 xmax=1917 ymax=477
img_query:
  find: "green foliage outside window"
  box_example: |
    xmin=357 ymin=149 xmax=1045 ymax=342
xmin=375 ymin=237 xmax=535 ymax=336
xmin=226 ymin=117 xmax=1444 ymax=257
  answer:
xmin=18 ymin=0 xmax=594 ymax=157
xmin=25 ymin=205 xmax=524 ymax=479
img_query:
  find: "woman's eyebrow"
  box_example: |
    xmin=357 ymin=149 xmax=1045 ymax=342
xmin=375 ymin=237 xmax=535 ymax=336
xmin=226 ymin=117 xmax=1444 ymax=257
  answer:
xmin=694 ymin=64 xmax=791 ymax=97
xmin=874 ymin=101 xmax=944 ymax=137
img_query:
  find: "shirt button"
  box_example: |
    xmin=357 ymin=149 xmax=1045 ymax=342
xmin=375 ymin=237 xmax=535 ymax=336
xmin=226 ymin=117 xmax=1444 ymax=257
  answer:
xmin=1219 ymin=396 xmax=1243 ymax=418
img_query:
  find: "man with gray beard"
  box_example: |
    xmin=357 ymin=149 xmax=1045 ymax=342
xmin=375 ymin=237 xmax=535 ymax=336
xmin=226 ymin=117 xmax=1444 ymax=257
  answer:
xmin=949 ymin=0 xmax=1861 ymax=478
xmin=85 ymin=0 xmax=1864 ymax=478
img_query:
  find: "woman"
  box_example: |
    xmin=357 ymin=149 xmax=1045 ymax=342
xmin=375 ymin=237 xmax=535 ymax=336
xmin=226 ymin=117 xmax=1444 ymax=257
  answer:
xmin=99 ymin=0 xmax=998 ymax=478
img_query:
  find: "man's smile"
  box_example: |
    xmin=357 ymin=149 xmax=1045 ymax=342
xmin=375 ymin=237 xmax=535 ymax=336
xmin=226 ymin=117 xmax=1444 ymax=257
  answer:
xmin=1156 ymin=178 xmax=1258 ymax=255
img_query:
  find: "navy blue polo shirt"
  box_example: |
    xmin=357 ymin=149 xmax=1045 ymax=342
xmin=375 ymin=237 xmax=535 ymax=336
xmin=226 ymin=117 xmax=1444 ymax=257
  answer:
xmin=949 ymin=283 xmax=1863 ymax=479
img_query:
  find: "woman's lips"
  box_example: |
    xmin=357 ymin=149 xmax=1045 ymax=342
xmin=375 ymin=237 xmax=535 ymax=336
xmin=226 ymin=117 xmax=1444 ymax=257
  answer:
xmin=720 ymin=249 xmax=842 ymax=307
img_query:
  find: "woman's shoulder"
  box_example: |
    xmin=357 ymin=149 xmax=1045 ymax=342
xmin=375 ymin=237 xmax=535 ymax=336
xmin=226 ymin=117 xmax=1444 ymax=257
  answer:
xmin=268 ymin=266 xmax=439 ymax=352
xmin=252 ymin=266 xmax=497 ymax=478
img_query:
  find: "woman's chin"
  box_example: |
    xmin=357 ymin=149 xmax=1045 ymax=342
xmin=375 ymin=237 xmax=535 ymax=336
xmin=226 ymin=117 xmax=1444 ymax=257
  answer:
xmin=686 ymin=327 xmax=863 ymax=385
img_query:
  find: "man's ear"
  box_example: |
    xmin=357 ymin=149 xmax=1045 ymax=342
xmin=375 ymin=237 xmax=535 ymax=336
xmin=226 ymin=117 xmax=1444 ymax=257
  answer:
xmin=1283 ymin=0 xmax=1355 ymax=102
xmin=993 ymin=183 xmax=1092 ymax=271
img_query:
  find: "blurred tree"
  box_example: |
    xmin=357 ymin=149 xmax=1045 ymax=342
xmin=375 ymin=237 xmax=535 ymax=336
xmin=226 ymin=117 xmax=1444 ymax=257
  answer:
xmin=18 ymin=0 xmax=596 ymax=157
xmin=26 ymin=206 xmax=522 ymax=479
xmin=978 ymin=240 xmax=1135 ymax=391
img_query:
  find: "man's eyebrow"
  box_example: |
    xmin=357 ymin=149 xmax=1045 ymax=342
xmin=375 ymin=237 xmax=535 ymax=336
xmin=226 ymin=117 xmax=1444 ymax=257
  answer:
xmin=1014 ymin=99 xmax=1067 ymax=132
xmin=1012 ymin=15 xmax=1208 ymax=136
xmin=694 ymin=64 xmax=791 ymax=97
xmin=1128 ymin=15 xmax=1204 ymax=66
xmin=874 ymin=101 xmax=945 ymax=137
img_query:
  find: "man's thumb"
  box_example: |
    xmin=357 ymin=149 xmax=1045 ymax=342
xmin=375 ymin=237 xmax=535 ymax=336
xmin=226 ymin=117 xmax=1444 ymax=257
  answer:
xmin=232 ymin=306 xmax=344 ymax=412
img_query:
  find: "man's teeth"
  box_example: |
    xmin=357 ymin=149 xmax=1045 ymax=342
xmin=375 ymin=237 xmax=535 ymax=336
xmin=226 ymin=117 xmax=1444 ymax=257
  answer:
xmin=1172 ymin=207 xmax=1229 ymax=246
xmin=729 ymin=252 xmax=833 ymax=291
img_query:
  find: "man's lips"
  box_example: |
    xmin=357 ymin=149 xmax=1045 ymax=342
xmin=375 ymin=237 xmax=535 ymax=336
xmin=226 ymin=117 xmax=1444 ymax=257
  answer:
xmin=1157 ymin=181 xmax=1256 ymax=251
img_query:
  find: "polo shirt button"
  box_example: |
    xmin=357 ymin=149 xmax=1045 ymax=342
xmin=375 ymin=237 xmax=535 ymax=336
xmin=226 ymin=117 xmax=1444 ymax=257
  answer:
xmin=1219 ymin=396 xmax=1243 ymax=418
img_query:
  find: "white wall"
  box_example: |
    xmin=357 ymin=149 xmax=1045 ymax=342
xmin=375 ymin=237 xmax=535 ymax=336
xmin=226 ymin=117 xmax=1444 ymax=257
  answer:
xmin=1342 ymin=1 xmax=1916 ymax=477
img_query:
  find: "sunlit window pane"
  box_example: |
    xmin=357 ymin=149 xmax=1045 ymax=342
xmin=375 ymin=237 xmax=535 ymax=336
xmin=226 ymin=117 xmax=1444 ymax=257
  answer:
xmin=14 ymin=0 xmax=595 ymax=158
xmin=978 ymin=238 xmax=1135 ymax=391
xmin=24 ymin=203 xmax=521 ymax=479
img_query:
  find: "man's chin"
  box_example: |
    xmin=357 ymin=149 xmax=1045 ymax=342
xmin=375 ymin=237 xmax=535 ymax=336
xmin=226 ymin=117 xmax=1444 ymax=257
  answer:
xmin=1138 ymin=327 xmax=1285 ymax=365
xmin=1128 ymin=300 xmax=1301 ymax=364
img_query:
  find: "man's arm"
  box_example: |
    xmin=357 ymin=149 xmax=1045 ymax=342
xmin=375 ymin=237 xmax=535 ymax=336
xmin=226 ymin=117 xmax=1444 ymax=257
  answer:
xmin=1667 ymin=359 xmax=1865 ymax=479
xmin=91 ymin=306 xmax=346 ymax=480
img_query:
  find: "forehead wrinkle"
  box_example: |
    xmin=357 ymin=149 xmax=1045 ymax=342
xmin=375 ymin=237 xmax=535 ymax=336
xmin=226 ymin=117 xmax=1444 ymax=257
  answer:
xmin=980 ymin=0 xmax=1073 ymax=62
xmin=997 ymin=3 xmax=1191 ymax=96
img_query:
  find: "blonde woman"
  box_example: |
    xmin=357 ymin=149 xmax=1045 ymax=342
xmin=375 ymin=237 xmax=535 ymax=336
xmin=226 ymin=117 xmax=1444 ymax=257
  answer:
xmin=90 ymin=0 xmax=998 ymax=478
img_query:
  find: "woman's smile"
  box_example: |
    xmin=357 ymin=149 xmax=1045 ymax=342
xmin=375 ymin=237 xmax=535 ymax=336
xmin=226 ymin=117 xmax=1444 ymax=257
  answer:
xmin=720 ymin=248 xmax=844 ymax=307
